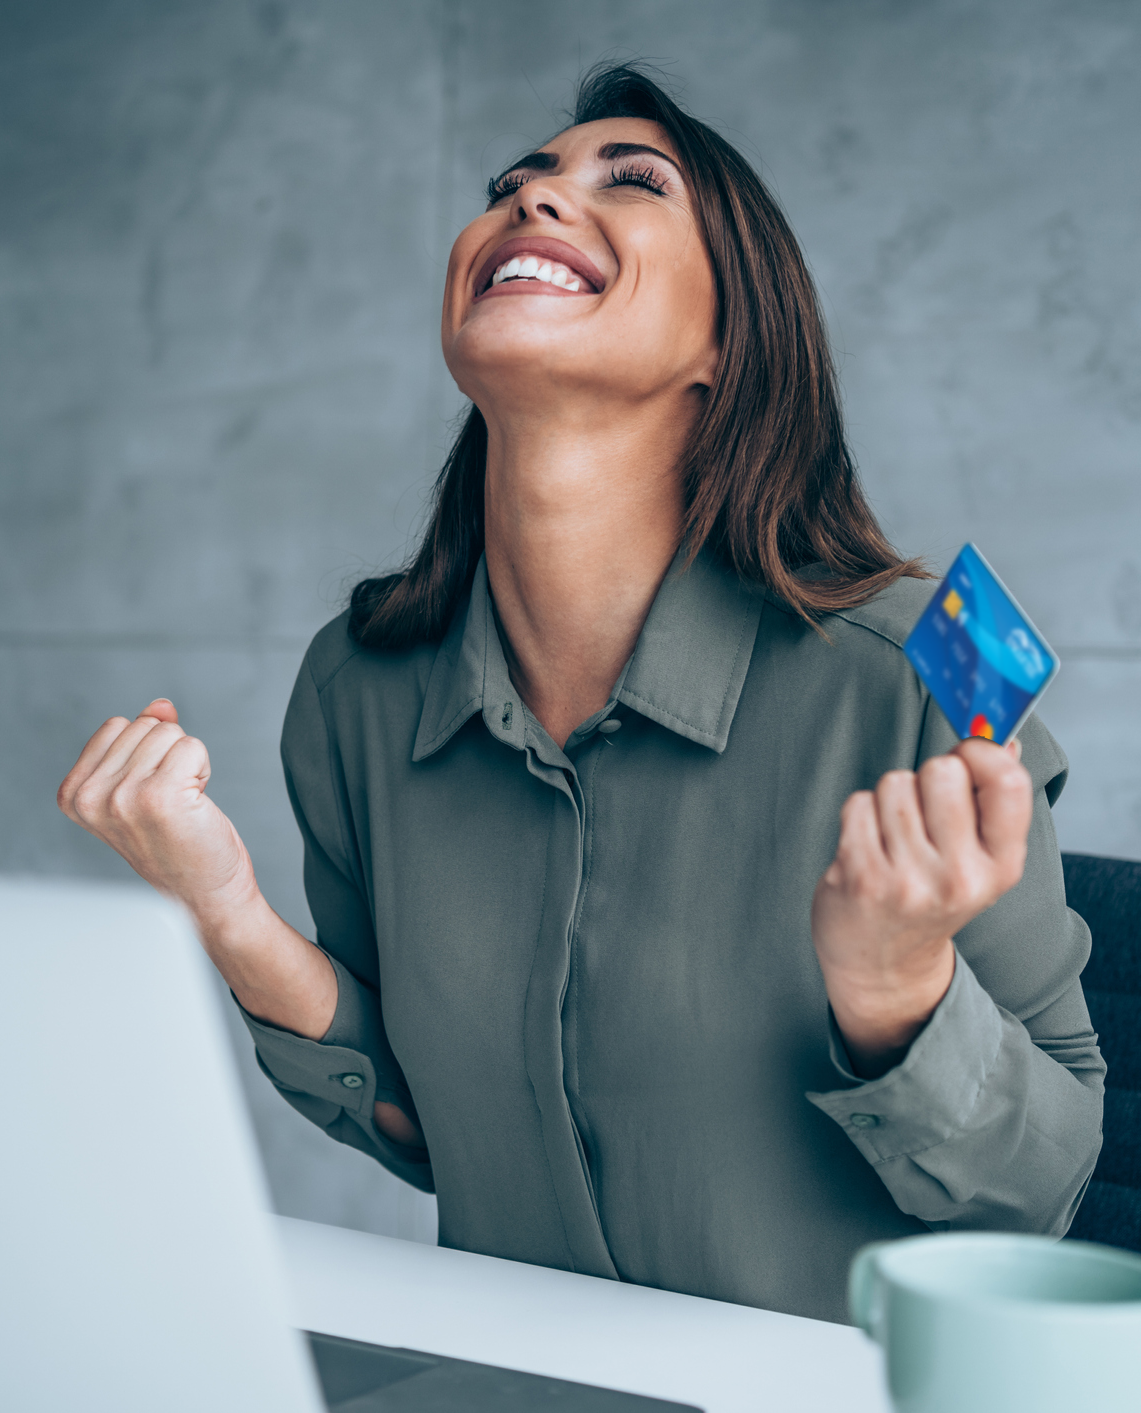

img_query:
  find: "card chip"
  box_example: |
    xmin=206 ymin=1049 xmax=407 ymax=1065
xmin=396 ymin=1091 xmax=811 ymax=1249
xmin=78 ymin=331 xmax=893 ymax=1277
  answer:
xmin=942 ymin=588 xmax=964 ymax=619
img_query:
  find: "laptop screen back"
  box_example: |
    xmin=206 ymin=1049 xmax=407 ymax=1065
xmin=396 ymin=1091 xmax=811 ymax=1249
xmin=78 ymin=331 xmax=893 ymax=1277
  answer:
xmin=0 ymin=879 xmax=324 ymax=1413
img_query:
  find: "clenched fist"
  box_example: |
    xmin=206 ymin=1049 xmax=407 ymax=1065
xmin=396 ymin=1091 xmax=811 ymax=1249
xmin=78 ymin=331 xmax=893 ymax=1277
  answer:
xmin=56 ymin=699 xmax=423 ymax=1148
xmin=812 ymin=736 xmax=1033 ymax=1076
xmin=57 ymin=699 xmax=255 ymax=919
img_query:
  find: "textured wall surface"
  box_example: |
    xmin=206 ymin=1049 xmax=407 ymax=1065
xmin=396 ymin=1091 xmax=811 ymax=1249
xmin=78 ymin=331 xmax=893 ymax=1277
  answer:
xmin=3 ymin=0 xmax=1138 ymax=1240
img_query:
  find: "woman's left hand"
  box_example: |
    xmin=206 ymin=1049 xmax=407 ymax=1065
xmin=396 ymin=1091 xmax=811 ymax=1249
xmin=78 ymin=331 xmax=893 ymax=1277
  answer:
xmin=811 ymin=737 xmax=1033 ymax=1077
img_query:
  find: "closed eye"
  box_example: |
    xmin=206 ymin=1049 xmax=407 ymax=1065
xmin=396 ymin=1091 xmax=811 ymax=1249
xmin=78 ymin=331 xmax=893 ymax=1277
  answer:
xmin=486 ymin=160 xmax=673 ymax=207
xmin=604 ymin=162 xmax=669 ymax=196
xmin=486 ymin=169 xmax=531 ymax=206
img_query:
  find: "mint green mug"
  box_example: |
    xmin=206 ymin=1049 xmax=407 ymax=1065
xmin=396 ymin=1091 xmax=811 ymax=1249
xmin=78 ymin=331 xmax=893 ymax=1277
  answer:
xmin=849 ymin=1233 xmax=1141 ymax=1413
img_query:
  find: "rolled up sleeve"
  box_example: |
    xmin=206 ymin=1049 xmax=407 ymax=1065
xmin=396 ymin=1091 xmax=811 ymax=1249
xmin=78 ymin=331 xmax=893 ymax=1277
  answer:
xmin=234 ymin=644 xmax=433 ymax=1192
xmin=807 ymin=710 xmax=1104 ymax=1234
xmin=238 ymin=952 xmax=433 ymax=1192
xmin=807 ymin=954 xmax=1100 ymax=1230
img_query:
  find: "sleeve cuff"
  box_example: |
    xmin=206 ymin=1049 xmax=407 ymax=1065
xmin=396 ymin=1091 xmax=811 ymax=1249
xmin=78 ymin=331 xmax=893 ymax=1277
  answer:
xmin=805 ymin=950 xmax=1006 ymax=1163
xmin=235 ymin=951 xmax=418 ymax=1119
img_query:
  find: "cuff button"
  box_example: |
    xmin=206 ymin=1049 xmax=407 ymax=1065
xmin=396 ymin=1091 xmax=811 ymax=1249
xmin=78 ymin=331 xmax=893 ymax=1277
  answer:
xmin=849 ymin=1112 xmax=880 ymax=1128
xmin=340 ymin=1073 xmax=365 ymax=1089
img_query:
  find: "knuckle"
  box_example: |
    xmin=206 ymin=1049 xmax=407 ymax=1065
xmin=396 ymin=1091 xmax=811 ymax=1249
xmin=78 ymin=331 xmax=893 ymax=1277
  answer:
xmin=105 ymin=782 xmax=135 ymax=821
xmin=877 ymin=769 xmax=913 ymax=798
xmin=938 ymin=865 xmax=974 ymax=911
xmin=924 ymin=754 xmax=965 ymax=787
xmin=841 ymin=790 xmax=871 ymax=823
xmin=72 ymin=782 xmax=103 ymax=821
xmin=132 ymin=778 xmax=166 ymax=815
xmin=850 ymin=867 xmax=887 ymax=905
xmin=895 ymin=877 xmax=931 ymax=917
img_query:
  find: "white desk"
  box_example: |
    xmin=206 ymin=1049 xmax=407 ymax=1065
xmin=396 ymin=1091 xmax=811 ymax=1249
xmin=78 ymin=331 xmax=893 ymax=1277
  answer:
xmin=275 ymin=1216 xmax=891 ymax=1413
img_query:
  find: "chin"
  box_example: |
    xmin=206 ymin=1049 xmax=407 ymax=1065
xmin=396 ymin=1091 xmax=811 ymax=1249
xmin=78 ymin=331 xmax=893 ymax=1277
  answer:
xmin=446 ymin=314 xmax=598 ymax=394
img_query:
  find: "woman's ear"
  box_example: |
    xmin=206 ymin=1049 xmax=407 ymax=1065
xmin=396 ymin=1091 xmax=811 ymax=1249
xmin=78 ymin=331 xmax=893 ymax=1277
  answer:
xmin=693 ymin=343 xmax=720 ymax=392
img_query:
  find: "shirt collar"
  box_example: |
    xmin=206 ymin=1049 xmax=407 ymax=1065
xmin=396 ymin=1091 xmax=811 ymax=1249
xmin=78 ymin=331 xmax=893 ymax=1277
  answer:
xmin=412 ymin=546 xmax=765 ymax=762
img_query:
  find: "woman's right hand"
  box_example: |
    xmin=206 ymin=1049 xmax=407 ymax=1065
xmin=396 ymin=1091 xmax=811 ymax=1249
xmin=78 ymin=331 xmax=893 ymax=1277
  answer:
xmin=57 ymin=699 xmax=256 ymax=923
xmin=60 ymin=702 xmax=420 ymax=1140
xmin=58 ymin=697 xmax=339 ymax=1041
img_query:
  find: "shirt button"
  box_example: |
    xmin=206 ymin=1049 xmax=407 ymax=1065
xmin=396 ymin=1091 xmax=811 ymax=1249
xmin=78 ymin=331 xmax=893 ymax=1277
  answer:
xmin=340 ymin=1073 xmax=364 ymax=1089
xmin=598 ymin=719 xmax=621 ymax=734
xmin=850 ymin=1113 xmax=880 ymax=1128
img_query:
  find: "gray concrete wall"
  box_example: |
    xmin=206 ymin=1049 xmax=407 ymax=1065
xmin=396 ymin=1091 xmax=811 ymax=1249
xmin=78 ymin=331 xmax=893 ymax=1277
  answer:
xmin=3 ymin=0 xmax=1138 ymax=1239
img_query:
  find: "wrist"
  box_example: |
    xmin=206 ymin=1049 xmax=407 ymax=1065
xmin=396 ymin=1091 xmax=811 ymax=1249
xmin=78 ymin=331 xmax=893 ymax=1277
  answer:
xmin=189 ymin=878 xmax=272 ymax=960
xmin=193 ymin=891 xmax=337 ymax=1040
xmin=824 ymin=941 xmax=956 ymax=1077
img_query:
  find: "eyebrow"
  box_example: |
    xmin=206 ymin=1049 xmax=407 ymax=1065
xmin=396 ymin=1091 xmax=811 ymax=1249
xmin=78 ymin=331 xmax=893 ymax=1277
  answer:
xmin=493 ymin=150 xmax=559 ymax=182
xmin=491 ymin=141 xmax=681 ymax=186
xmin=596 ymin=141 xmax=680 ymax=169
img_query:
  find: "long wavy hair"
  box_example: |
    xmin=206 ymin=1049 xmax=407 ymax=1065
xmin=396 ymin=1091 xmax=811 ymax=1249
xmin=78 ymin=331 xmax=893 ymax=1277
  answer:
xmin=350 ymin=62 xmax=926 ymax=649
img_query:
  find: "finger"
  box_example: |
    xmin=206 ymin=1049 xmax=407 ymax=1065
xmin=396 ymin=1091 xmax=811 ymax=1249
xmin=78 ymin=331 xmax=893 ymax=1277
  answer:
xmin=831 ymin=790 xmax=888 ymax=884
xmin=150 ymin=732 xmax=212 ymax=792
xmin=1006 ymin=736 xmax=1022 ymax=763
xmin=58 ymin=716 xmax=132 ymax=819
xmin=109 ymin=719 xmax=189 ymax=784
xmin=915 ymin=752 xmax=977 ymax=856
xmin=87 ymin=713 xmax=169 ymax=782
xmin=140 ymin=698 xmax=179 ymax=725
xmin=952 ymin=738 xmax=1033 ymax=877
xmin=873 ymin=769 xmax=935 ymax=866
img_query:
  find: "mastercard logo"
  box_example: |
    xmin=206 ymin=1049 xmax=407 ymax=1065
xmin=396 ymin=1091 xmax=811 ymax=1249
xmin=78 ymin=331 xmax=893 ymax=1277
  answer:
xmin=970 ymin=714 xmax=995 ymax=740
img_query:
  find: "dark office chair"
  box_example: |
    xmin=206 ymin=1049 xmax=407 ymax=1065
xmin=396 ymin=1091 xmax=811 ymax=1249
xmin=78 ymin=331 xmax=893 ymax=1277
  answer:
xmin=1061 ymin=852 xmax=1141 ymax=1252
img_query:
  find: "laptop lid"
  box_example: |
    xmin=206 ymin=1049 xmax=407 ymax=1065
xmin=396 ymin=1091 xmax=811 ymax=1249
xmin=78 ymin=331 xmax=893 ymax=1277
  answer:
xmin=0 ymin=878 xmax=325 ymax=1413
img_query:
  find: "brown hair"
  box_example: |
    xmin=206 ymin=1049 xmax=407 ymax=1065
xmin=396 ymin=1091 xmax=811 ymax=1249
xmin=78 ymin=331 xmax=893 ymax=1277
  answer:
xmin=350 ymin=62 xmax=927 ymax=648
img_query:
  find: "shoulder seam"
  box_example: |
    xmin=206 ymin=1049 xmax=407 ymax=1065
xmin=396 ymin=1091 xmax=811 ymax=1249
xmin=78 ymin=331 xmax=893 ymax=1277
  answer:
xmin=825 ymin=606 xmax=908 ymax=651
xmin=304 ymin=615 xmax=366 ymax=694
xmin=762 ymin=591 xmax=915 ymax=652
xmin=310 ymin=643 xmax=366 ymax=695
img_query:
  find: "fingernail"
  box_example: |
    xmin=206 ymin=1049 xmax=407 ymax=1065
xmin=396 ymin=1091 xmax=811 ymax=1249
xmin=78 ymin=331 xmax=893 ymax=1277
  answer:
xmin=1008 ymin=737 xmax=1023 ymax=762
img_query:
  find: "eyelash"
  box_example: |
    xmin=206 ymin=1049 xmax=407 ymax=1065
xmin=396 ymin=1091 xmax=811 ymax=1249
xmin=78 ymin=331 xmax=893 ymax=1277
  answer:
xmin=485 ymin=170 xmax=529 ymax=204
xmin=485 ymin=162 xmax=669 ymax=205
xmin=607 ymin=162 xmax=669 ymax=196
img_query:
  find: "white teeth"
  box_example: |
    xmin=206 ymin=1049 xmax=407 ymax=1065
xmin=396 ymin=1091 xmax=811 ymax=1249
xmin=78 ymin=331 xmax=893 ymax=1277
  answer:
xmin=487 ymin=254 xmax=591 ymax=291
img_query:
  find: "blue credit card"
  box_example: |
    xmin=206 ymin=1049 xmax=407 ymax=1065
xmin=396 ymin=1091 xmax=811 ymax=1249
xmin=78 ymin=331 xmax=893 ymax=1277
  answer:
xmin=903 ymin=544 xmax=1060 ymax=745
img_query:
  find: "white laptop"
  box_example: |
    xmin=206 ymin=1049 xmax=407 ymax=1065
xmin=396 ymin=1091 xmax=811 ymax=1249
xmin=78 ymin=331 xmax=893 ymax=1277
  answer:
xmin=0 ymin=879 xmax=699 ymax=1412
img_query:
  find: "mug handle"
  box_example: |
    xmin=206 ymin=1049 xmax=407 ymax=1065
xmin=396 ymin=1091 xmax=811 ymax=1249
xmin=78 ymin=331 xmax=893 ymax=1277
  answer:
xmin=849 ymin=1242 xmax=890 ymax=1341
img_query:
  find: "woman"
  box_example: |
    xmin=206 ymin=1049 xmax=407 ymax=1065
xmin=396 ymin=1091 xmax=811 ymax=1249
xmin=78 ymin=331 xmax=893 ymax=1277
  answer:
xmin=58 ymin=64 xmax=1102 ymax=1324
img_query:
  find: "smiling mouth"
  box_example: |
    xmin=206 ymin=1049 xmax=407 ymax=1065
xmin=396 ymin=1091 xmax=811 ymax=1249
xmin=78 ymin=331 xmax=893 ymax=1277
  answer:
xmin=473 ymin=238 xmax=605 ymax=300
xmin=490 ymin=256 xmax=583 ymax=291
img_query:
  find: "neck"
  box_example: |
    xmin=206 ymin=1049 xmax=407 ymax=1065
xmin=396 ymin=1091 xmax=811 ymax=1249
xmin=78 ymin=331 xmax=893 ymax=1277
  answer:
xmin=482 ymin=398 xmax=691 ymax=749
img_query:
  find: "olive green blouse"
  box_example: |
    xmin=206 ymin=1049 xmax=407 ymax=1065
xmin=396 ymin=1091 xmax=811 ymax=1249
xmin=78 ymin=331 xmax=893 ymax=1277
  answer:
xmin=241 ymin=549 xmax=1104 ymax=1324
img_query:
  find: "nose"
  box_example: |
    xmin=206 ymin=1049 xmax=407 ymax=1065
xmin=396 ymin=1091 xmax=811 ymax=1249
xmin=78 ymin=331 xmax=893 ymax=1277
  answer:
xmin=511 ymin=176 xmax=576 ymax=227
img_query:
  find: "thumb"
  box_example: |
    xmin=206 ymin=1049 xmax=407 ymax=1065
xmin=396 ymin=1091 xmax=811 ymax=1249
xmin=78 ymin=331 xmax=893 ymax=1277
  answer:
xmin=139 ymin=698 xmax=179 ymax=725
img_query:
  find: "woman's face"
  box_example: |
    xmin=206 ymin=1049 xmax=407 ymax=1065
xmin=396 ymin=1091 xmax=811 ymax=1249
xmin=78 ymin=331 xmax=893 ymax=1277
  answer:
xmin=442 ymin=118 xmax=719 ymax=418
